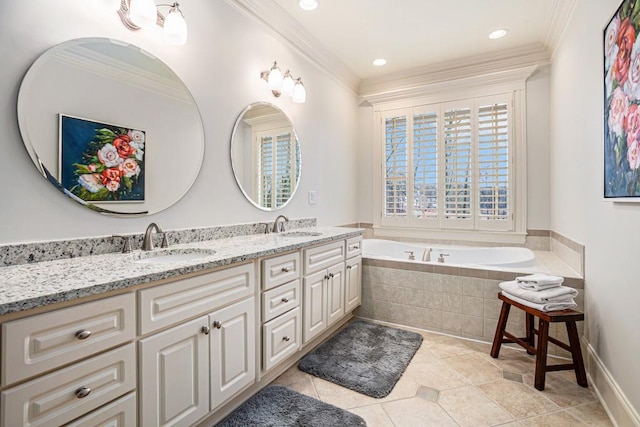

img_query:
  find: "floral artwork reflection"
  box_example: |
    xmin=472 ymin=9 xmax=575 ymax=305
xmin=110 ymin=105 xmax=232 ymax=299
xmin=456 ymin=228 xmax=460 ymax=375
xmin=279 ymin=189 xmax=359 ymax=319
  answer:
xmin=59 ymin=115 xmax=145 ymax=202
xmin=604 ymin=0 xmax=640 ymax=198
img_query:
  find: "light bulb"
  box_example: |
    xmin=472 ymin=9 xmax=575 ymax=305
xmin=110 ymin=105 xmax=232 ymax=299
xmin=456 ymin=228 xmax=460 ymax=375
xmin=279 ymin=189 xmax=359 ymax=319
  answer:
xmin=129 ymin=0 xmax=157 ymax=29
xmin=282 ymin=71 xmax=295 ymax=97
xmin=298 ymin=0 xmax=319 ymax=11
xmin=164 ymin=8 xmax=188 ymax=45
xmin=268 ymin=64 xmax=283 ymax=91
xmin=292 ymin=79 xmax=306 ymax=103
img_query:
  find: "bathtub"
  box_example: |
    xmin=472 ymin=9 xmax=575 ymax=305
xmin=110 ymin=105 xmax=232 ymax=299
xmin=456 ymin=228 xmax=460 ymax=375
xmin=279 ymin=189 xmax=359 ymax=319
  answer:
xmin=362 ymin=239 xmax=537 ymax=269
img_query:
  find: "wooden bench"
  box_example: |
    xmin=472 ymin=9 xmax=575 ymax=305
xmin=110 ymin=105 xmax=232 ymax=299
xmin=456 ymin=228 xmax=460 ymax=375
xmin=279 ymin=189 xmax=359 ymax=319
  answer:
xmin=490 ymin=292 xmax=587 ymax=391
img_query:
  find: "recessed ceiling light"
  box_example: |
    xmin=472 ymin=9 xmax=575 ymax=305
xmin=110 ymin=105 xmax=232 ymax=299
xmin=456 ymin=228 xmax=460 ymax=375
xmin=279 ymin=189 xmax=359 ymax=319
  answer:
xmin=489 ymin=29 xmax=508 ymax=39
xmin=373 ymin=58 xmax=387 ymax=66
xmin=298 ymin=0 xmax=319 ymax=11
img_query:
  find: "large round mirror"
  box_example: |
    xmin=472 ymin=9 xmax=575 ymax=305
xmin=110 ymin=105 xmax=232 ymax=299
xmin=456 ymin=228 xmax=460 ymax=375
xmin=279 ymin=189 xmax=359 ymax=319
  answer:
xmin=230 ymin=102 xmax=301 ymax=211
xmin=17 ymin=38 xmax=205 ymax=215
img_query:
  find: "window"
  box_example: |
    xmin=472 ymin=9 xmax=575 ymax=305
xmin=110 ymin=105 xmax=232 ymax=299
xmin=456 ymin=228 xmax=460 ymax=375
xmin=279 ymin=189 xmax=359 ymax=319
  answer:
xmin=256 ymin=128 xmax=297 ymax=209
xmin=380 ymin=93 xmax=514 ymax=232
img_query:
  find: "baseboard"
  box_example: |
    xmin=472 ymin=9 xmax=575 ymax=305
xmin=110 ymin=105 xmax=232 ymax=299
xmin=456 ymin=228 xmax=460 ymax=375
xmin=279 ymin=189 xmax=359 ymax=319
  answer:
xmin=585 ymin=340 xmax=640 ymax=427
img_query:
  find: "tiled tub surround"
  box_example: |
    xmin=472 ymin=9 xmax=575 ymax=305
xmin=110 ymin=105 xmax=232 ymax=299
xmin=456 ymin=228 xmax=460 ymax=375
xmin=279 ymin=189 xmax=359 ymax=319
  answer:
xmin=358 ymin=258 xmax=584 ymax=358
xmin=0 ymin=217 xmax=317 ymax=268
xmin=0 ymin=225 xmax=359 ymax=316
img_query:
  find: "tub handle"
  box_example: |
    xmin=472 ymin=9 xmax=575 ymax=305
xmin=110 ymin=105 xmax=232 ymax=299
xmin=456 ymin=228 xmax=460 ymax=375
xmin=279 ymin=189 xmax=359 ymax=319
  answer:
xmin=437 ymin=253 xmax=450 ymax=263
xmin=404 ymin=250 xmax=415 ymax=261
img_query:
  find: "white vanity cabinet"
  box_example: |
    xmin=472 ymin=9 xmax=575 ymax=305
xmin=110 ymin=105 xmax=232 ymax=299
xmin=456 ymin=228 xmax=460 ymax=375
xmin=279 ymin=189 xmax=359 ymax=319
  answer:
xmin=260 ymin=252 xmax=302 ymax=372
xmin=302 ymin=241 xmax=347 ymax=344
xmin=138 ymin=263 xmax=256 ymax=427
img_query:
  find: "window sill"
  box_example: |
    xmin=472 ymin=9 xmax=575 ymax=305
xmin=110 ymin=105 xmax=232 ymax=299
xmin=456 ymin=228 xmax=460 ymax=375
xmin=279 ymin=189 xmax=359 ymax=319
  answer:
xmin=372 ymin=226 xmax=527 ymax=245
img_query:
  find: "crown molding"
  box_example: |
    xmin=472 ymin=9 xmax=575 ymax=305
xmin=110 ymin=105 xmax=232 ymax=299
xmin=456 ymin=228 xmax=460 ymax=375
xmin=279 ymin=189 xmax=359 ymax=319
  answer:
xmin=360 ymin=44 xmax=549 ymax=101
xmin=226 ymin=0 xmax=361 ymax=93
xmin=544 ymin=0 xmax=578 ymax=60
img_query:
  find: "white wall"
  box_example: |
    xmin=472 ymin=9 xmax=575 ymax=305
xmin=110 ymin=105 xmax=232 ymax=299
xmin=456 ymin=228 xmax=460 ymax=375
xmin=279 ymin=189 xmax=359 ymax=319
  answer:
xmin=0 ymin=0 xmax=360 ymax=244
xmin=550 ymin=0 xmax=640 ymax=417
xmin=355 ymin=72 xmax=552 ymax=230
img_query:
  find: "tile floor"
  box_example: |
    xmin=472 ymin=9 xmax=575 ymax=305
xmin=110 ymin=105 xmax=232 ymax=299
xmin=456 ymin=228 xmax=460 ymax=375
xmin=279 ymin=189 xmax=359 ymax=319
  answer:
xmin=272 ymin=320 xmax=613 ymax=427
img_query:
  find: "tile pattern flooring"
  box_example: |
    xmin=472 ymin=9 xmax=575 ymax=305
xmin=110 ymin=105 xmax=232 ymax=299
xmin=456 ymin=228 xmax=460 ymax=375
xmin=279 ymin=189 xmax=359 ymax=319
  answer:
xmin=273 ymin=321 xmax=613 ymax=426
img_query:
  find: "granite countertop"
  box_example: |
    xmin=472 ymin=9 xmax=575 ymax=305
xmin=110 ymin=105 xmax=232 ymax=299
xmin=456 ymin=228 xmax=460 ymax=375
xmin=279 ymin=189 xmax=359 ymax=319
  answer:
xmin=0 ymin=227 xmax=362 ymax=316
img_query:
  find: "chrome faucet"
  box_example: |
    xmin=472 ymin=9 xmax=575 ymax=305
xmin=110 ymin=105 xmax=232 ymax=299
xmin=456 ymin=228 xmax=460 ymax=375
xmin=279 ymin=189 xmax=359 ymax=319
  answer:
xmin=142 ymin=223 xmax=168 ymax=251
xmin=422 ymin=248 xmax=432 ymax=262
xmin=272 ymin=215 xmax=289 ymax=233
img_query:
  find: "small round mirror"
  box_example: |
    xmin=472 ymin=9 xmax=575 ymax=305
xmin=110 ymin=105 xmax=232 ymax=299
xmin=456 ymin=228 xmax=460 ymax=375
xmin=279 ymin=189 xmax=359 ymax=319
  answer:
xmin=17 ymin=38 xmax=205 ymax=215
xmin=230 ymin=102 xmax=301 ymax=211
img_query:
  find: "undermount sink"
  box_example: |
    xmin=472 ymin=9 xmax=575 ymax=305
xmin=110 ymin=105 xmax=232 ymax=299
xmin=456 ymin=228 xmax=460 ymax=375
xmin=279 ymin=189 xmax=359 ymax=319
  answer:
xmin=133 ymin=248 xmax=216 ymax=264
xmin=281 ymin=231 xmax=323 ymax=237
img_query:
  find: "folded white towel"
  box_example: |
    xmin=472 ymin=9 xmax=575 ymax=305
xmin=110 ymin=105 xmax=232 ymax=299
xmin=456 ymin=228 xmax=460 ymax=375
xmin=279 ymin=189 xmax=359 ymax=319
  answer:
xmin=499 ymin=281 xmax=578 ymax=303
xmin=501 ymin=291 xmax=577 ymax=312
xmin=515 ymin=273 xmax=564 ymax=290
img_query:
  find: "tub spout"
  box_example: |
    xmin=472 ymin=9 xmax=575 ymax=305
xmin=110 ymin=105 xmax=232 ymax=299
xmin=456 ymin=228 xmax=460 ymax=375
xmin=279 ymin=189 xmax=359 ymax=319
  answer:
xmin=422 ymin=248 xmax=432 ymax=262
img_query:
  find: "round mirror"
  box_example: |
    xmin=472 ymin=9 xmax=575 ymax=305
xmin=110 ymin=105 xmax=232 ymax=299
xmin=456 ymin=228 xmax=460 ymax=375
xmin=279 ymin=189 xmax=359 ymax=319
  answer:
xmin=230 ymin=102 xmax=301 ymax=211
xmin=17 ymin=38 xmax=205 ymax=215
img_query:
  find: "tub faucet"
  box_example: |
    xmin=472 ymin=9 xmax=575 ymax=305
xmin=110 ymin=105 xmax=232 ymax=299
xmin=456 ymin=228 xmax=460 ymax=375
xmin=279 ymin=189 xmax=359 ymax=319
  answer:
xmin=272 ymin=215 xmax=289 ymax=233
xmin=142 ymin=223 xmax=168 ymax=251
xmin=422 ymin=248 xmax=432 ymax=262
xmin=404 ymin=250 xmax=415 ymax=261
xmin=437 ymin=253 xmax=450 ymax=263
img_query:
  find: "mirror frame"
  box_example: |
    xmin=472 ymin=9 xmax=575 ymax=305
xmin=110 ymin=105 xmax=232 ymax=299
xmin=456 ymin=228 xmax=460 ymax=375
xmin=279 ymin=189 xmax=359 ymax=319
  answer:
xmin=230 ymin=102 xmax=301 ymax=211
xmin=17 ymin=37 xmax=205 ymax=216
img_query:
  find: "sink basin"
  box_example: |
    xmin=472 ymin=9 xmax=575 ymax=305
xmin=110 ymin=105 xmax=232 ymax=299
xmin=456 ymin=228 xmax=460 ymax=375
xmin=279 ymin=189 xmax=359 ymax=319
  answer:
xmin=281 ymin=231 xmax=323 ymax=237
xmin=134 ymin=248 xmax=216 ymax=264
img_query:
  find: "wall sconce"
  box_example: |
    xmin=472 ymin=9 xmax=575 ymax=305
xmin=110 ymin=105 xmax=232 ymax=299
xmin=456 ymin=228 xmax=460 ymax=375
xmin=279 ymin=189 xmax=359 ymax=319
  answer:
xmin=118 ymin=0 xmax=188 ymax=45
xmin=261 ymin=62 xmax=306 ymax=104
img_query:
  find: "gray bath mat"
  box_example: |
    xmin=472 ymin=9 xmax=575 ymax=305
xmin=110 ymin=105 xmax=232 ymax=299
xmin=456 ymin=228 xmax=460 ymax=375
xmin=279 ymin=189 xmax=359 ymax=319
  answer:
xmin=298 ymin=320 xmax=423 ymax=398
xmin=215 ymin=385 xmax=365 ymax=426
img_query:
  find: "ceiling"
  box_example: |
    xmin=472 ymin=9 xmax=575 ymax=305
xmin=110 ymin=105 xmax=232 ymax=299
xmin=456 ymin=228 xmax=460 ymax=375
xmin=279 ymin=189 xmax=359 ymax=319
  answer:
xmin=258 ymin=0 xmax=575 ymax=83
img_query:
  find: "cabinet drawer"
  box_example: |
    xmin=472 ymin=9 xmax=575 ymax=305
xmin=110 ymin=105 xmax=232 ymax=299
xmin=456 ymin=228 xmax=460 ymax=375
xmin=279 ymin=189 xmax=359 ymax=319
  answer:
xmin=66 ymin=392 xmax=137 ymax=427
xmin=262 ymin=279 xmax=300 ymax=322
xmin=1 ymin=343 xmax=136 ymax=427
xmin=139 ymin=263 xmax=255 ymax=335
xmin=262 ymin=307 xmax=301 ymax=371
xmin=262 ymin=252 xmax=300 ymax=291
xmin=346 ymin=236 xmax=363 ymax=259
xmin=2 ymin=293 xmax=135 ymax=386
xmin=303 ymin=241 xmax=345 ymax=275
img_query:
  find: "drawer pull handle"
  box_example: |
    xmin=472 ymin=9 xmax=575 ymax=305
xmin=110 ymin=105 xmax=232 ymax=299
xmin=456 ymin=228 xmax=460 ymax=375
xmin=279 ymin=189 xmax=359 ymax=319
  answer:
xmin=75 ymin=387 xmax=91 ymax=399
xmin=281 ymin=297 xmax=290 ymax=303
xmin=75 ymin=330 xmax=92 ymax=340
xmin=213 ymin=321 xmax=222 ymax=329
xmin=282 ymin=336 xmax=291 ymax=342
xmin=201 ymin=326 xmax=210 ymax=335
xmin=281 ymin=267 xmax=290 ymax=272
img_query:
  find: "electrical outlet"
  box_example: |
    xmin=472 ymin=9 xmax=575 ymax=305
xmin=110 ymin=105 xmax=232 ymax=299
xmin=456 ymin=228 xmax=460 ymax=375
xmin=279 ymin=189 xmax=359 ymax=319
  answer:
xmin=308 ymin=191 xmax=317 ymax=205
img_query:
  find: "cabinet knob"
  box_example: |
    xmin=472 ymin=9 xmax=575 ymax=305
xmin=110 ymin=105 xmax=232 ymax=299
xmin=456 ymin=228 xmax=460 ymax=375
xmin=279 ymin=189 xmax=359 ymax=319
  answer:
xmin=281 ymin=297 xmax=290 ymax=303
xmin=281 ymin=267 xmax=290 ymax=272
xmin=346 ymin=265 xmax=352 ymax=270
xmin=282 ymin=336 xmax=291 ymax=342
xmin=201 ymin=326 xmax=210 ymax=335
xmin=75 ymin=330 xmax=92 ymax=340
xmin=329 ymin=273 xmax=335 ymax=278
xmin=324 ymin=275 xmax=329 ymax=280
xmin=213 ymin=321 xmax=222 ymax=329
xmin=75 ymin=386 xmax=91 ymax=399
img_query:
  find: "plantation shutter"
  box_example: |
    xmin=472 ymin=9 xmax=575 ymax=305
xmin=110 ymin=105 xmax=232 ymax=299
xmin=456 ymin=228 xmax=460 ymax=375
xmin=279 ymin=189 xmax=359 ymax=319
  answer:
xmin=274 ymin=132 xmax=293 ymax=208
xmin=477 ymin=99 xmax=511 ymax=230
xmin=384 ymin=112 xmax=408 ymax=220
xmin=412 ymin=110 xmax=438 ymax=221
xmin=443 ymin=106 xmax=473 ymax=227
xmin=258 ymin=135 xmax=273 ymax=208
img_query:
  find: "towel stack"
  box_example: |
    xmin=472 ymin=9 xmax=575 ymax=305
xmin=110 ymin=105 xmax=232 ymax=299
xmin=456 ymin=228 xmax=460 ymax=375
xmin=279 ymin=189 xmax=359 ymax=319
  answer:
xmin=499 ymin=274 xmax=578 ymax=312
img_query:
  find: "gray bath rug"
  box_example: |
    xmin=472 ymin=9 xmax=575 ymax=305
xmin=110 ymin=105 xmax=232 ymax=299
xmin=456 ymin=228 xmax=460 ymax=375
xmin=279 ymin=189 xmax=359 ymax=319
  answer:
xmin=215 ymin=385 xmax=365 ymax=426
xmin=298 ymin=320 xmax=423 ymax=398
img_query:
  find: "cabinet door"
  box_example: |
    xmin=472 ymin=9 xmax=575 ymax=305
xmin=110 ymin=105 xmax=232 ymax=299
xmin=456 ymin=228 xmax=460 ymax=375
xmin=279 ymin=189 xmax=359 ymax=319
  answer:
xmin=303 ymin=269 xmax=327 ymax=344
xmin=139 ymin=316 xmax=209 ymax=427
xmin=326 ymin=262 xmax=345 ymax=327
xmin=210 ymin=297 xmax=256 ymax=411
xmin=345 ymin=256 xmax=362 ymax=312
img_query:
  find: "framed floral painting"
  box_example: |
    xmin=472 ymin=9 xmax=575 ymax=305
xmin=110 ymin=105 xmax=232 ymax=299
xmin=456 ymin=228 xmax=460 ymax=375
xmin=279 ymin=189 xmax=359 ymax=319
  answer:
xmin=59 ymin=115 xmax=145 ymax=202
xmin=604 ymin=0 xmax=640 ymax=199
